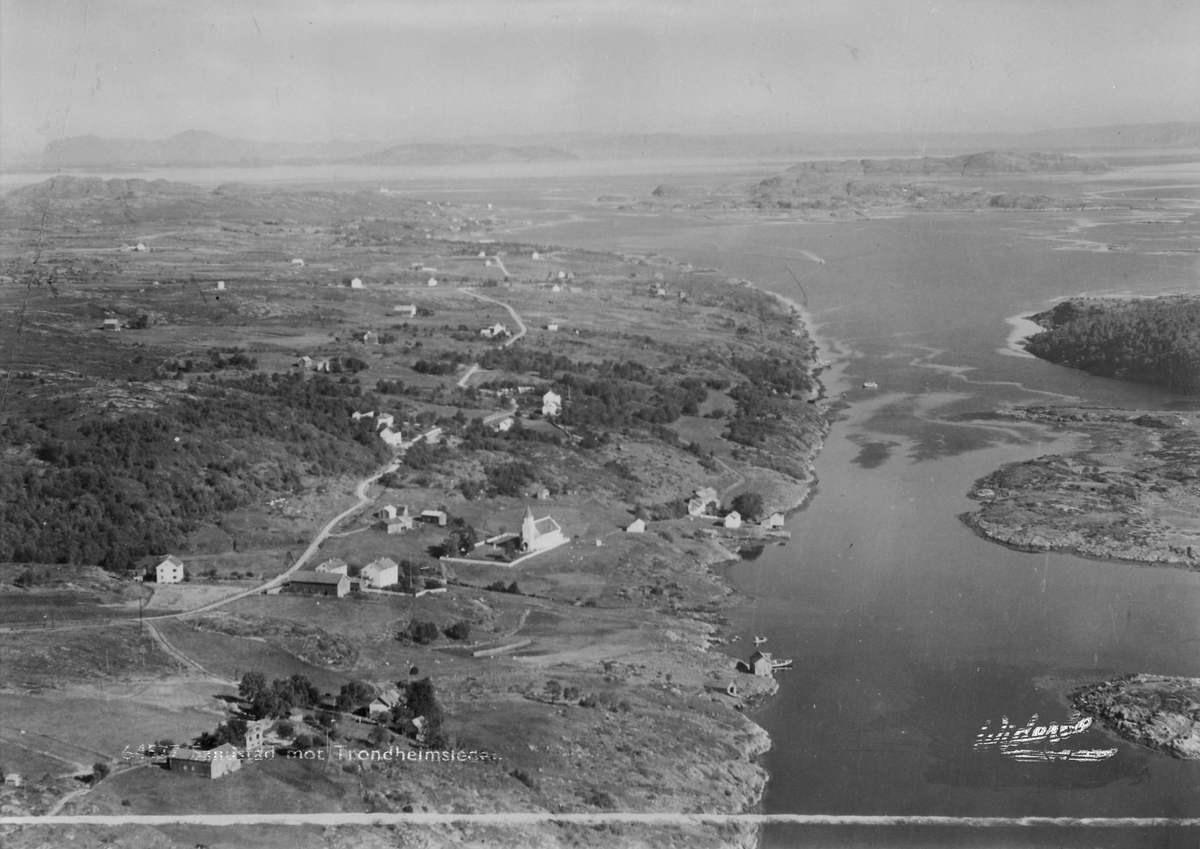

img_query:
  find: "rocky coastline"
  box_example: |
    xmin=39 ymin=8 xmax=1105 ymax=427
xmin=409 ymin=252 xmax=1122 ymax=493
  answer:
xmin=959 ymin=406 xmax=1200 ymax=569
xmin=1070 ymin=674 xmax=1200 ymax=759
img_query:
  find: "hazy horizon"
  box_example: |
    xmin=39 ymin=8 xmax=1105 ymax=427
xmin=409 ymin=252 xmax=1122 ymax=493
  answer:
xmin=3 ymin=0 xmax=1199 ymax=160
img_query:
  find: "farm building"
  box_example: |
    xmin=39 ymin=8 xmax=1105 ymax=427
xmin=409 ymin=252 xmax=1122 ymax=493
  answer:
xmin=349 ymin=278 xmax=364 ymax=288
xmin=723 ymin=511 xmax=742 ymax=529
xmin=315 ymin=558 xmax=348 ymax=575
xmin=762 ymin=512 xmax=785 ymax=529
xmin=693 ymin=487 xmax=720 ymax=512
xmin=480 ymin=323 xmax=508 ymax=338
xmin=394 ymin=304 xmax=417 ymax=317
xmin=542 ymin=390 xmax=562 ymax=418
xmin=362 ymin=331 xmax=378 ymax=344
xmin=244 ymin=720 xmax=270 ymax=754
xmin=546 ymin=323 xmax=559 ymax=331
xmin=376 ymin=505 xmax=400 ymax=521
xmin=368 ymin=689 xmax=403 ymax=717
xmin=423 ymin=427 xmax=443 ymax=444
xmin=419 ymin=509 xmax=448 ymax=527
xmin=379 ymin=427 xmax=405 ymax=447
xmin=102 ymin=318 xmax=122 ymax=331
xmin=216 ymin=281 xmax=226 ymax=291
xmin=521 ymin=505 xmax=565 ymax=553
xmin=625 ymin=518 xmax=646 ymax=534
xmin=494 ymin=418 xmax=514 ymax=433
xmin=167 ymin=744 xmax=241 ymax=779
xmin=551 ymin=284 xmax=561 ymax=293
xmin=156 ymin=555 xmax=184 ymax=584
xmin=361 ymin=557 xmax=399 ymax=589
xmin=386 ymin=516 xmax=414 ymax=534
xmin=291 ymin=258 xmax=305 ymax=266
xmin=5 ymin=773 xmax=22 ymax=787
xmin=375 ymin=413 xmax=395 ymax=430
xmin=427 ymin=277 xmax=438 ymax=287
xmin=288 ymin=571 xmax=349 ymax=597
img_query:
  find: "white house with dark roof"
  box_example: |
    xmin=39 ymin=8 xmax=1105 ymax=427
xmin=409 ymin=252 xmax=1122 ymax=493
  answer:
xmin=361 ymin=557 xmax=399 ymax=589
xmin=156 ymin=555 xmax=184 ymax=584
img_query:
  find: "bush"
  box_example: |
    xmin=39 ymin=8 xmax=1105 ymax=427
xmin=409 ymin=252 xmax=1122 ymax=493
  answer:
xmin=443 ymin=620 xmax=471 ymax=641
xmin=276 ymin=721 xmax=295 ymax=739
xmin=403 ymin=620 xmax=440 ymax=645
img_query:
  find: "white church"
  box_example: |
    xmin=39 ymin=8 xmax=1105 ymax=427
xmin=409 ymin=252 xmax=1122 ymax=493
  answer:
xmin=521 ymin=505 xmax=565 ymax=553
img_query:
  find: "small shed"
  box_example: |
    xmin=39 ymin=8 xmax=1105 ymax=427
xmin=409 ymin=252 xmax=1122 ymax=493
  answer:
xmin=216 ymin=281 xmax=226 ymax=291
xmin=420 ymin=509 xmax=448 ymax=527
xmin=291 ymin=258 xmax=305 ymax=266
xmin=394 ymin=304 xmax=417 ymax=317
xmin=5 ymin=773 xmax=22 ymax=787
xmin=102 ymin=318 xmax=122 ymax=331
xmin=748 ymin=650 xmax=773 ymax=677
xmin=723 ymin=511 xmax=742 ymax=529
xmin=427 ymin=277 xmax=438 ymax=287
xmin=349 ymin=278 xmax=364 ymax=288
xmin=762 ymin=512 xmax=785 ymax=529
xmin=625 ymin=518 xmax=646 ymax=534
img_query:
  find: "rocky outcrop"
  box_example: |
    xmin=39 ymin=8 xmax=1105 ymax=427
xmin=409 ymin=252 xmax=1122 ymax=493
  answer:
xmin=1071 ymin=675 xmax=1200 ymax=759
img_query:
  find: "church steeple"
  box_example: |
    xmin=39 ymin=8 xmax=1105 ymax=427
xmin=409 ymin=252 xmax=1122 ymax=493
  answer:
xmin=521 ymin=505 xmax=538 ymax=550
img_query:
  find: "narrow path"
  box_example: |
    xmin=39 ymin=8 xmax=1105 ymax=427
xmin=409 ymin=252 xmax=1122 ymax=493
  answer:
xmin=714 ymin=456 xmax=747 ymax=500
xmin=488 ymin=255 xmax=511 ymax=277
xmin=142 ymin=622 xmax=231 ymax=683
xmin=456 ymin=363 xmax=480 ymax=388
xmin=465 ymin=290 xmax=527 ymax=347
xmin=43 ymin=786 xmax=89 ymax=817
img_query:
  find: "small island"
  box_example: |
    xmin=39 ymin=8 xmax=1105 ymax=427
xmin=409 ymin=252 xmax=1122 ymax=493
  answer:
xmin=1071 ymin=675 xmax=1200 ymax=759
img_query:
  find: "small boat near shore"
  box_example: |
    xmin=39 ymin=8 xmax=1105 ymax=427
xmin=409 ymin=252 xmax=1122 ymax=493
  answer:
xmin=754 ymin=636 xmax=768 ymax=645
xmin=769 ymin=658 xmax=793 ymax=670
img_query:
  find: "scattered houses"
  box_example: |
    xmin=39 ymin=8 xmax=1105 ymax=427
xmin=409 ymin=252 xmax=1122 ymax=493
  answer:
xmin=167 ymin=743 xmax=242 ymax=779
xmin=521 ymin=505 xmax=565 ymax=553
xmin=156 ymin=555 xmax=184 ymax=584
xmin=626 ymin=518 xmax=646 ymax=534
xmin=361 ymin=557 xmax=399 ymax=589
xmin=288 ymin=571 xmax=350 ymax=597
xmin=542 ymin=390 xmax=562 ymax=418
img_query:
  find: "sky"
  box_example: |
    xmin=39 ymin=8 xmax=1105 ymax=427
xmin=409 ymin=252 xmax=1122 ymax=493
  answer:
xmin=2 ymin=0 xmax=1199 ymax=157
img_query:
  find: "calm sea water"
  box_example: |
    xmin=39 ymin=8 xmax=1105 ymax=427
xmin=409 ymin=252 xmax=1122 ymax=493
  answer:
xmin=527 ymin=191 xmax=1200 ymax=846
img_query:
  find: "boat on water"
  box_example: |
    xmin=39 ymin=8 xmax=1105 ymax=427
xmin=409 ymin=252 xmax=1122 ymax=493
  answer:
xmin=754 ymin=636 xmax=768 ymax=645
xmin=769 ymin=658 xmax=793 ymax=669
xmin=862 ymin=381 xmax=878 ymax=389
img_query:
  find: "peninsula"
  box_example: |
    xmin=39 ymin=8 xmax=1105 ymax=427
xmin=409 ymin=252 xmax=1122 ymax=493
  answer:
xmin=0 ymin=175 xmax=826 ymax=848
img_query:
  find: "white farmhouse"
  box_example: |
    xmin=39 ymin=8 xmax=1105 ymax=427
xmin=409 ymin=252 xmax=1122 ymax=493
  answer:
xmin=361 ymin=558 xmax=399 ymax=589
xmin=156 ymin=555 xmax=184 ymax=584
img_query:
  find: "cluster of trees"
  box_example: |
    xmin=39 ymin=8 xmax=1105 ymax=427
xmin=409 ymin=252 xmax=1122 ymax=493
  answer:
xmin=484 ymin=461 xmax=535 ymax=497
xmin=161 ymin=348 xmax=258 ymax=375
xmin=0 ymin=373 xmax=388 ymax=570
xmin=1024 ymin=298 xmax=1200 ymax=392
xmin=238 ymin=671 xmax=322 ymax=719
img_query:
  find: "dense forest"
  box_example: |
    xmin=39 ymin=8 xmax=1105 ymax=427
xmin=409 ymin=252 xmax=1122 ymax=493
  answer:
xmin=0 ymin=374 xmax=390 ymax=570
xmin=1024 ymin=297 xmax=1200 ymax=392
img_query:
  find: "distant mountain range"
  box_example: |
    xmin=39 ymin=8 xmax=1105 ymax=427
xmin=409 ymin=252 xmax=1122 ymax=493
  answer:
xmin=22 ymin=122 xmax=1200 ymax=169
